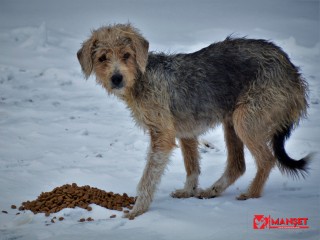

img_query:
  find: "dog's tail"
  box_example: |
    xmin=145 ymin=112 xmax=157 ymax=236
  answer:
xmin=272 ymin=124 xmax=312 ymax=178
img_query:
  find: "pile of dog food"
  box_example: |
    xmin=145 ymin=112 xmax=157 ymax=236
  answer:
xmin=1 ymin=183 xmax=136 ymax=222
xmin=19 ymin=183 xmax=135 ymax=215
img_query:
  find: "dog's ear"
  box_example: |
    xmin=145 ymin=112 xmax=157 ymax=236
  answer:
xmin=77 ymin=37 xmax=96 ymax=79
xmin=131 ymin=34 xmax=149 ymax=73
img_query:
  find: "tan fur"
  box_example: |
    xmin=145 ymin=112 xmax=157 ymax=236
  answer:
xmin=232 ymin=105 xmax=277 ymax=199
xmin=171 ymin=138 xmax=200 ymax=198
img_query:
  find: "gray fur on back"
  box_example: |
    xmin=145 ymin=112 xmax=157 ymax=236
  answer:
xmin=133 ymin=37 xmax=303 ymax=137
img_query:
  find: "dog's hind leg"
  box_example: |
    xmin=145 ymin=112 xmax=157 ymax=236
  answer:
xmin=232 ymin=105 xmax=277 ymax=200
xmin=196 ymin=117 xmax=245 ymax=198
xmin=171 ymin=137 xmax=200 ymax=198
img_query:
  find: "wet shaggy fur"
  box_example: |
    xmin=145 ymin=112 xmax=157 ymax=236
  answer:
xmin=77 ymin=24 xmax=310 ymax=218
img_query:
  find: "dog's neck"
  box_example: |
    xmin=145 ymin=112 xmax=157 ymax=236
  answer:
xmin=121 ymin=52 xmax=176 ymax=119
xmin=123 ymin=70 xmax=147 ymax=105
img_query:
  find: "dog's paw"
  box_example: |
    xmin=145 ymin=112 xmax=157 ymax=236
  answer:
xmin=195 ymin=188 xmax=219 ymax=199
xmin=236 ymin=193 xmax=249 ymax=200
xmin=171 ymin=189 xmax=195 ymax=198
xmin=123 ymin=211 xmax=137 ymax=220
xmin=123 ymin=207 xmax=147 ymax=220
xmin=236 ymin=193 xmax=260 ymax=200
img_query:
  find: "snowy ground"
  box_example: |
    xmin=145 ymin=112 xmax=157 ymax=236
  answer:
xmin=0 ymin=0 xmax=319 ymax=239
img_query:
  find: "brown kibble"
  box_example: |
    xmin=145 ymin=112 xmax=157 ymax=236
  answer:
xmin=61 ymin=204 xmax=67 ymax=208
xmin=86 ymin=206 xmax=92 ymax=211
xmin=43 ymin=207 xmax=49 ymax=212
xmin=110 ymin=214 xmax=116 ymax=218
xmin=18 ymin=183 xmax=136 ymax=216
xmin=83 ymin=194 xmax=89 ymax=200
xmin=123 ymin=210 xmax=130 ymax=214
xmin=11 ymin=205 xmax=17 ymax=209
xmin=86 ymin=217 xmax=94 ymax=222
xmin=59 ymin=217 xmax=64 ymax=221
xmin=79 ymin=218 xmax=85 ymax=222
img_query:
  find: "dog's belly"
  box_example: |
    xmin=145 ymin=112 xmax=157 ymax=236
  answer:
xmin=174 ymin=117 xmax=219 ymax=139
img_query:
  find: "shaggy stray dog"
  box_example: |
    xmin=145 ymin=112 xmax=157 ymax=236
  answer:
xmin=77 ymin=24 xmax=310 ymax=218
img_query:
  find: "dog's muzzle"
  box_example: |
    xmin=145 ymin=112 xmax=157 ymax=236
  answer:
xmin=111 ymin=74 xmax=124 ymax=89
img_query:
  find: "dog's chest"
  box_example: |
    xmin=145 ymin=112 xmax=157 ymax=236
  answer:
xmin=128 ymin=99 xmax=172 ymax=131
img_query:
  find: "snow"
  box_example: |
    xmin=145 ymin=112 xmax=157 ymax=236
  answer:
xmin=0 ymin=0 xmax=319 ymax=239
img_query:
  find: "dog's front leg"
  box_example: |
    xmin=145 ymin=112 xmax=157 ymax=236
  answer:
xmin=124 ymin=128 xmax=176 ymax=219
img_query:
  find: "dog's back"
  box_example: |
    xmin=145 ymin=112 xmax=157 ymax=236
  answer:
xmin=144 ymin=38 xmax=307 ymax=140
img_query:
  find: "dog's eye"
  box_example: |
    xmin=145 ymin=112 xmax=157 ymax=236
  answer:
xmin=98 ymin=55 xmax=107 ymax=63
xmin=123 ymin=53 xmax=130 ymax=60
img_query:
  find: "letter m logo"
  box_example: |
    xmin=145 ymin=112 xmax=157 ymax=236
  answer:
xmin=253 ymin=215 xmax=269 ymax=230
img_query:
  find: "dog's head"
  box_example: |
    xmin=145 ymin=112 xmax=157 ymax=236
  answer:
xmin=77 ymin=24 xmax=149 ymax=96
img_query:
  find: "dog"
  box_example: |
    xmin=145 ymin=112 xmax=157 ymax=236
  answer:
xmin=77 ymin=23 xmax=310 ymax=218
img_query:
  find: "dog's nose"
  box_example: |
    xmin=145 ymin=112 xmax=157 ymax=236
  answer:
xmin=111 ymin=74 xmax=123 ymax=88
